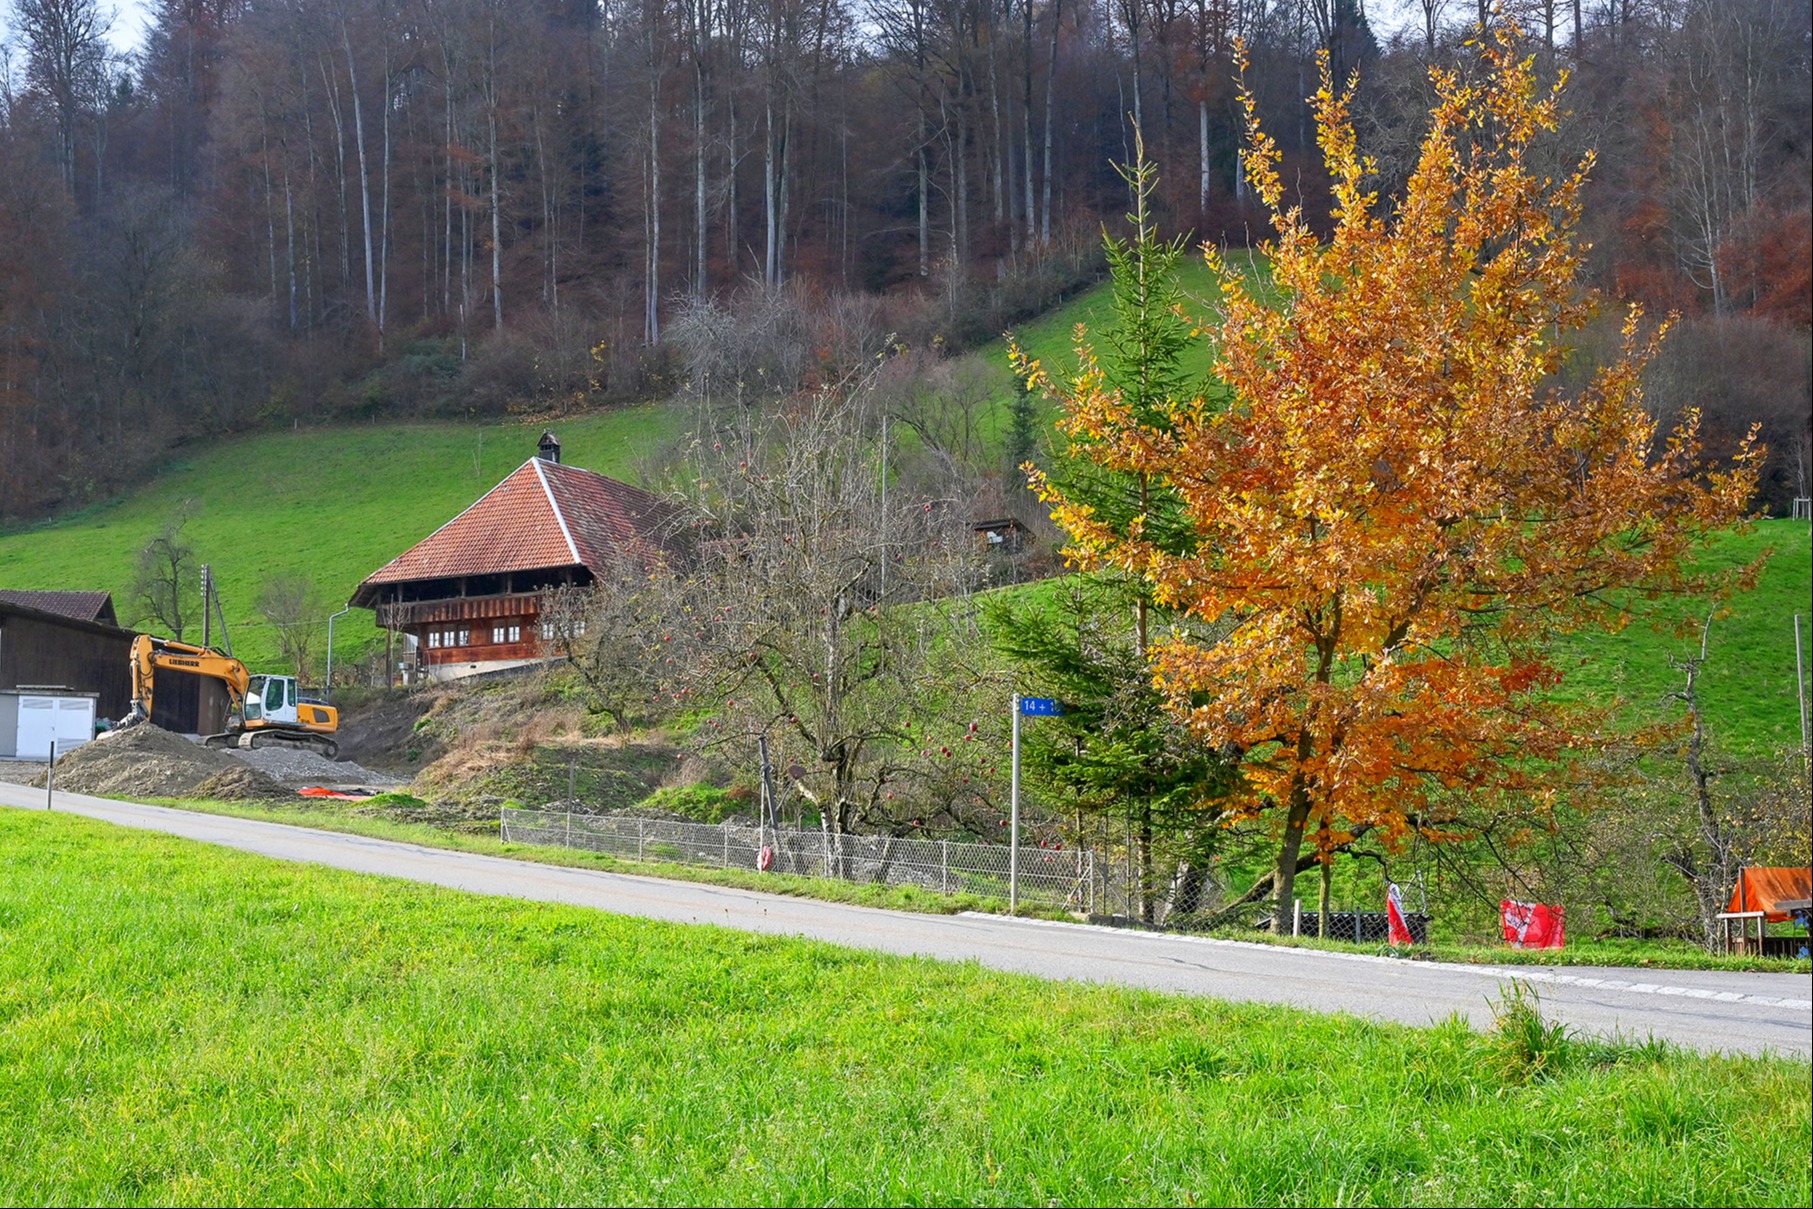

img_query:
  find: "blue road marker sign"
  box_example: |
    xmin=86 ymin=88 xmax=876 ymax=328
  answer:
xmin=1019 ymin=697 xmax=1064 ymax=716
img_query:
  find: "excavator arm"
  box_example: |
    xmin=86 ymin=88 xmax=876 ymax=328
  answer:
xmin=127 ymin=634 xmax=250 ymax=726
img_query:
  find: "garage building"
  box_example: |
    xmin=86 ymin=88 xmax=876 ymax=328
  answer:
xmin=0 ymin=593 xmax=137 ymax=755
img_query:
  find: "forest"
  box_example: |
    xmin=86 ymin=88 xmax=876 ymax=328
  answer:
xmin=0 ymin=0 xmax=1808 ymax=520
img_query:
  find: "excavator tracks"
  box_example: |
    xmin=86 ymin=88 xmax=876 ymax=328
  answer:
xmin=239 ymin=730 xmax=340 ymax=760
xmin=202 ymin=730 xmax=339 ymax=760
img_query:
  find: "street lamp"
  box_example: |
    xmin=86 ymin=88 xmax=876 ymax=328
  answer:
xmin=324 ymin=604 xmax=352 ymax=702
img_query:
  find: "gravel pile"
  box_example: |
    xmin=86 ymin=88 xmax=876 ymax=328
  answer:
xmin=230 ymin=746 xmax=405 ymax=788
xmin=36 ymin=724 xmax=274 ymax=799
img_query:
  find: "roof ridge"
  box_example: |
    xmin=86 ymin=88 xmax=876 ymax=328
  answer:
xmin=532 ymin=456 xmax=583 ymax=565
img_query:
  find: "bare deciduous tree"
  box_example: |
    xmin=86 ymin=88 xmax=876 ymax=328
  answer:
xmin=543 ymin=565 xmax=693 ymax=732
xmin=674 ymin=385 xmax=987 ymax=837
xmin=130 ymin=510 xmax=199 ymax=641
xmin=11 ymin=0 xmax=108 ymax=193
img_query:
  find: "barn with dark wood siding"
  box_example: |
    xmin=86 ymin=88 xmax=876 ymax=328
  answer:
xmin=0 ymin=593 xmax=136 ymax=722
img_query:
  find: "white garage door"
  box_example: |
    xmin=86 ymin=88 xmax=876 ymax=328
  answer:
xmin=13 ymin=696 xmax=93 ymax=760
xmin=16 ymin=697 xmax=55 ymax=760
xmin=56 ymin=698 xmax=94 ymax=753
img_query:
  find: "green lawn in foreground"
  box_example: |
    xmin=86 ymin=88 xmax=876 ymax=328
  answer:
xmin=0 ymin=408 xmax=681 ymax=673
xmin=2 ymin=808 xmax=1807 ymax=1206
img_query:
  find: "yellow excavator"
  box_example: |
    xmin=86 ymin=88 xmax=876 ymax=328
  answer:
xmin=125 ymin=634 xmax=340 ymax=758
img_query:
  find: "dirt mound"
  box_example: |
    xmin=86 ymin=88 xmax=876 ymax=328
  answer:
xmin=192 ymin=765 xmax=295 ymax=801
xmin=41 ymin=723 xmax=249 ymax=799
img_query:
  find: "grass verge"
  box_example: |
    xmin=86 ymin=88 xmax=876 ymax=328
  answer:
xmin=2 ymin=807 xmax=1808 ymax=1206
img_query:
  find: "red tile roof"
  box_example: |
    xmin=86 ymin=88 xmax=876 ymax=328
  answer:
xmin=0 ymin=590 xmax=118 ymax=625
xmin=353 ymin=459 xmax=676 ymax=603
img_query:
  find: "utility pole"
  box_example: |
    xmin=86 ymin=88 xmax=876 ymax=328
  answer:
xmin=325 ymin=605 xmax=353 ymax=700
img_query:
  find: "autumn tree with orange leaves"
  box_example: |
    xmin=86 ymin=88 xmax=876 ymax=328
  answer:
xmin=1025 ymin=28 xmax=1762 ymax=932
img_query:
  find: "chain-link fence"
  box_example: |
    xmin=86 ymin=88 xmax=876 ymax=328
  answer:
xmin=500 ymin=808 xmax=1095 ymax=912
xmin=1295 ymin=909 xmax=1431 ymax=944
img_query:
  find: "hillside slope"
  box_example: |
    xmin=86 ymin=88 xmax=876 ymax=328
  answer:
xmin=7 ymin=250 xmax=1803 ymax=760
xmin=0 ymin=408 xmax=680 ymax=673
xmin=0 ymin=248 xmax=1166 ymax=674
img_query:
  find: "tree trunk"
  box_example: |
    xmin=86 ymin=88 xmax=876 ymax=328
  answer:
xmin=1317 ymin=847 xmax=1331 ymax=937
xmin=694 ymin=50 xmax=709 ymax=296
xmin=380 ymin=50 xmax=392 ymax=343
xmin=342 ymin=21 xmax=378 ymax=329
xmin=764 ymin=91 xmax=779 ymax=288
xmin=490 ymin=102 xmax=504 ymax=332
xmin=1022 ymin=0 xmax=1036 ymax=246
xmin=1272 ymin=775 xmax=1314 ymax=932
xmin=320 ymin=55 xmax=351 ymax=290
xmin=1041 ymin=0 xmax=1060 ymax=243
xmin=646 ymin=71 xmax=661 ymax=344
xmin=284 ymin=168 xmax=298 ymax=333
xmin=1199 ymin=97 xmax=1209 ymax=215
xmin=986 ymin=6 xmax=1005 ymax=229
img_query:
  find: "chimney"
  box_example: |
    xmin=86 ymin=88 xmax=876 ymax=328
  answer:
xmin=537 ymin=430 xmax=561 ymax=464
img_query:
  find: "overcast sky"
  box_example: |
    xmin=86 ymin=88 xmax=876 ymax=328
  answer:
xmin=105 ymin=1 xmax=152 ymax=57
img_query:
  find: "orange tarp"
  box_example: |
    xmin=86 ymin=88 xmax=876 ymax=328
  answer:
xmin=1724 ymin=867 xmax=1813 ymax=922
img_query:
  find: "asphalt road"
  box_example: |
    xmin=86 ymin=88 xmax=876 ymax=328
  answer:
xmin=5 ymin=781 xmax=1809 ymax=1059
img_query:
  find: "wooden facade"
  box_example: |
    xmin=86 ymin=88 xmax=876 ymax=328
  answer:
xmin=377 ymin=591 xmax=557 ymax=671
xmin=0 ymin=601 xmax=136 ymax=722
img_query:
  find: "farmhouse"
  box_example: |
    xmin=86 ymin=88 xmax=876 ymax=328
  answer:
xmin=0 ymin=591 xmax=136 ymax=757
xmin=351 ymin=433 xmax=677 ymax=681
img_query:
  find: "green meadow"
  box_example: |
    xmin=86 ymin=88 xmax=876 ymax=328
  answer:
xmin=1 ymin=808 xmax=1807 ymax=1206
xmin=1545 ymin=520 xmax=1812 ymax=755
xmin=0 ymin=407 xmax=681 ymax=672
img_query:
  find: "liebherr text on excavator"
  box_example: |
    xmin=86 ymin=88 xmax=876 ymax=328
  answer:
xmin=124 ymin=634 xmax=340 ymax=758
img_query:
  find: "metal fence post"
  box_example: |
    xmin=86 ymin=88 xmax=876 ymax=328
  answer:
xmin=637 ymin=818 xmax=645 ymax=861
xmin=564 ymin=809 xmax=572 ymax=850
xmin=46 ymin=741 xmax=56 ymax=810
xmin=723 ymin=828 xmax=730 ymax=869
xmin=941 ymin=840 xmax=949 ymax=893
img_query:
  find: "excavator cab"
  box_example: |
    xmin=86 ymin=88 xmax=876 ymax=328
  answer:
xmin=244 ymin=674 xmax=288 ymax=723
xmin=244 ymin=674 xmax=338 ymax=736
